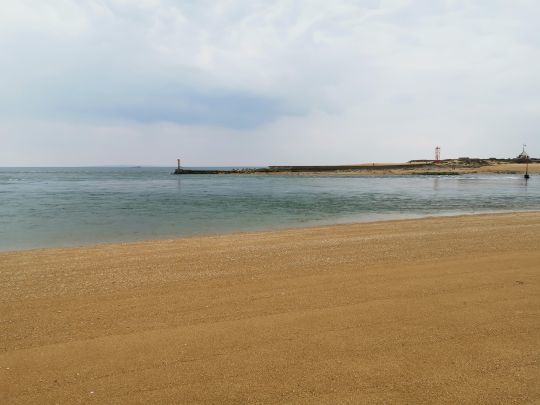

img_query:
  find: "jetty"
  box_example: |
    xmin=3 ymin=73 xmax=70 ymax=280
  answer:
xmin=173 ymin=150 xmax=538 ymax=176
xmin=173 ymin=163 xmax=436 ymax=175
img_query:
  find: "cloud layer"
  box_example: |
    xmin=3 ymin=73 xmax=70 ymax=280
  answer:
xmin=1 ymin=0 xmax=539 ymax=165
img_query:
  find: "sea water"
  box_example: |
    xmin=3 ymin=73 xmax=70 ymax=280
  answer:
xmin=0 ymin=167 xmax=538 ymax=251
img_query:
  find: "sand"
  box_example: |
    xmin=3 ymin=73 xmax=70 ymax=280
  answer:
xmin=1 ymin=212 xmax=539 ymax=404
xmin=477 ymin=162 xmax=540 ymax=174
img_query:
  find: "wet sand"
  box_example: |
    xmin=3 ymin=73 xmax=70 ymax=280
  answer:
xmin=1 ymin=212 xmax=539 ymax=403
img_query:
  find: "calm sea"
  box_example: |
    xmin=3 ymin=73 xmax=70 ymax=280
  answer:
xmin=0 ymin=167 xmax=538 ymax=251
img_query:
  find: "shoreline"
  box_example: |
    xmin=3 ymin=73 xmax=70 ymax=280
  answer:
xmin=2 ymin=209 xmax=539 ymax=254
xmin=1 ymin=212 xmax=539 ymax=403
xmin=174 ymin=162 xmax=540 ymax=176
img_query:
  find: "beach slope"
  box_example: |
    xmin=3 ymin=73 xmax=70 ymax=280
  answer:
xmin=1 ymin=213 xmax=539 ymax=403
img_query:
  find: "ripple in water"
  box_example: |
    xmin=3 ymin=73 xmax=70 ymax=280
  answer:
xmin=0 ymin=167 xmax=538 ymax=251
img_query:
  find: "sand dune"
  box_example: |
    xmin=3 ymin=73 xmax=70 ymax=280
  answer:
xmin=1 ymin=213 xmax=539 ymax=403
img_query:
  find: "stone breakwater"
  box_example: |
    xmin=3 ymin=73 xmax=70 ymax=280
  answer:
xmin=173 ymin=163 xmax=436 ymax=175
xmin=173 ymin=161 xmax=537 ymax=175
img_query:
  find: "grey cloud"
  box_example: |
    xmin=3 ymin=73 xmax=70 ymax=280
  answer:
xmin=0 ymin=0 xmax=539 ymax=165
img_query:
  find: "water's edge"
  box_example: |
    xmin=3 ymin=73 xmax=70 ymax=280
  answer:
xmin=1 ymin=168 xmax=538 ymax=252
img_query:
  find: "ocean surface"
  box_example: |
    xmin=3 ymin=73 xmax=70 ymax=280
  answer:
xmin=1 ymin=167 xmax=538 ymax=251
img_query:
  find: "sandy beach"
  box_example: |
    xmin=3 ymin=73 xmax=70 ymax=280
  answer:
xmin=1 ymin=212 xmax=539 ymax=404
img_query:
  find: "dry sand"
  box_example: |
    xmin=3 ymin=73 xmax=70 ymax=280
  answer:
xmin=1 ymin=212 xmax=539 ymax=404
xmin=477 ymin=163 xmax=540 ymax=174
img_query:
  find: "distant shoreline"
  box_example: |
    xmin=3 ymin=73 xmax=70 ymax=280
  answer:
xmin=174 ymin=161 xmax=539 ymax=176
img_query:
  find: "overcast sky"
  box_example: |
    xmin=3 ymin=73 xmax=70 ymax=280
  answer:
xmin=1 ymin=0 xmax=538 ymax=166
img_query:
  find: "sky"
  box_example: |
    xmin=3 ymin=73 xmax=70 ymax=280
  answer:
xmin=1 ymin=0 xmax=539 ymax=166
